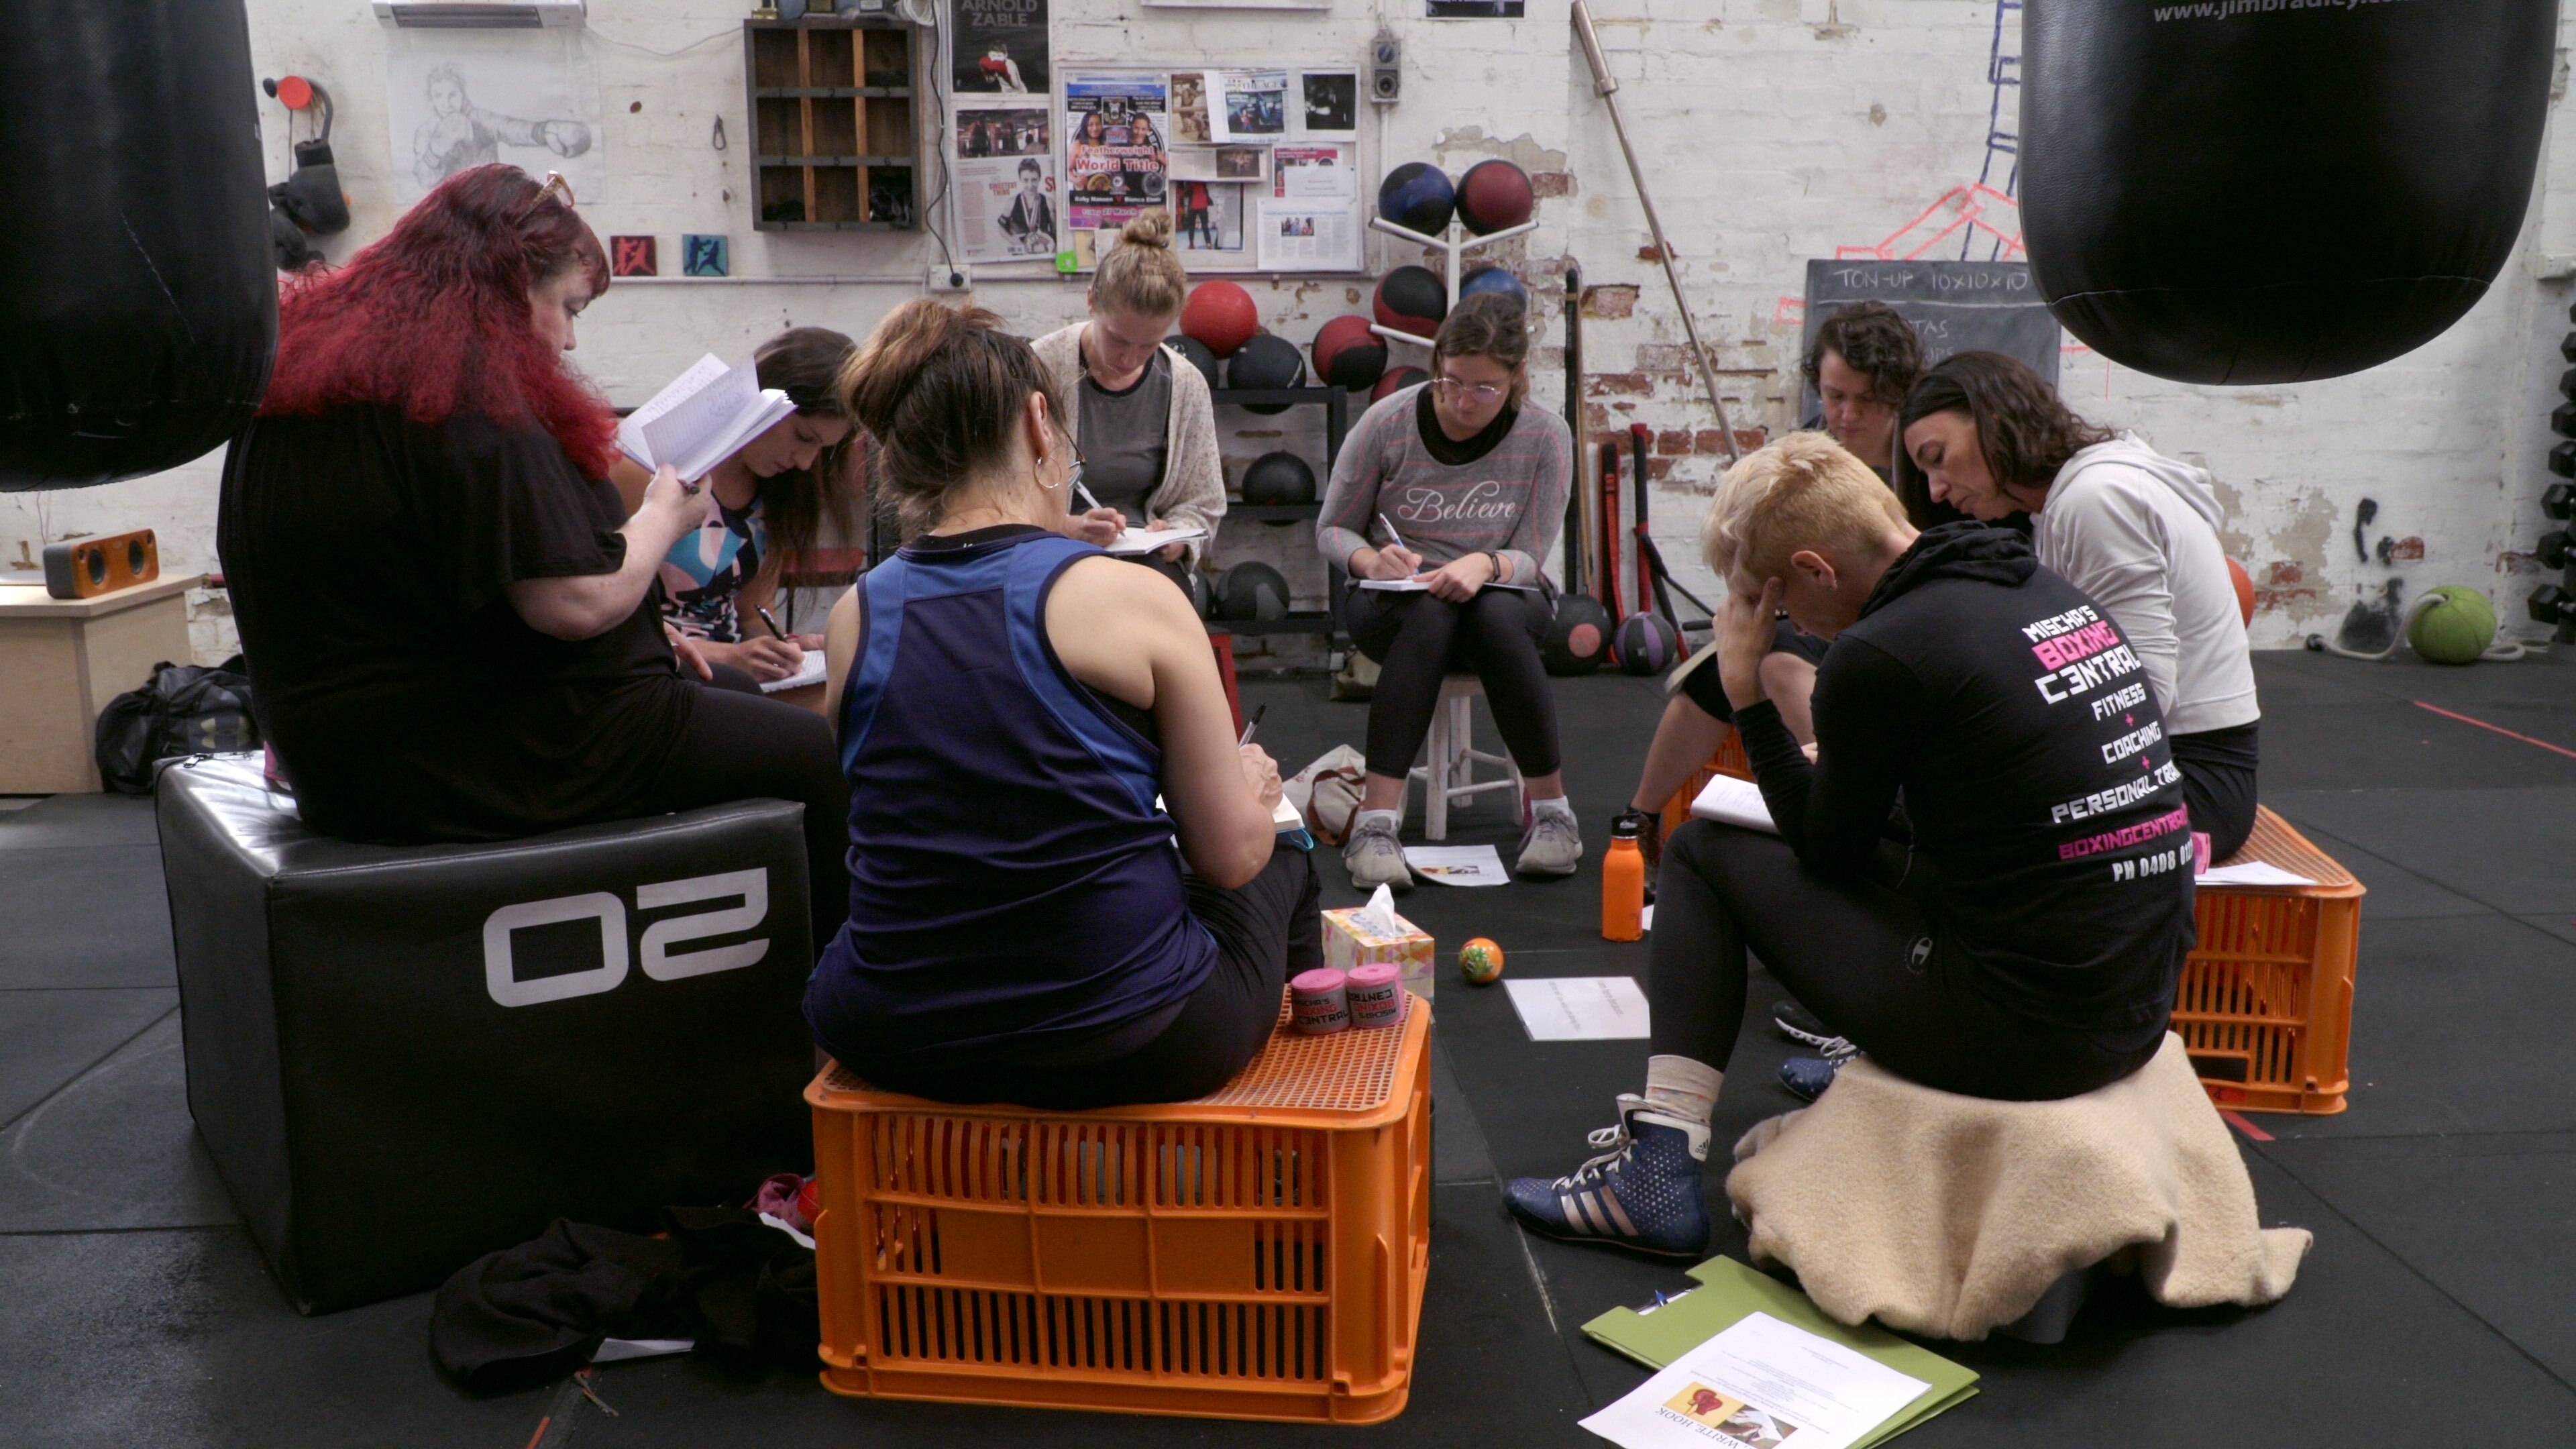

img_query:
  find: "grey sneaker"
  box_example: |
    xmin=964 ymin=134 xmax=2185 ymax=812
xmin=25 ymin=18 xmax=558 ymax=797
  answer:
xmin=1516 ymin=808 xmax=1583 ymax=877
xmin=1343 ymin=814 xmax=1413 ymax=891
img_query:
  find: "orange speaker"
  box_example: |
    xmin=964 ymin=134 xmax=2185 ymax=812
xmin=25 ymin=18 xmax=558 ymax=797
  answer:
xmin=42 ymin=529 xmax=159 ymax=600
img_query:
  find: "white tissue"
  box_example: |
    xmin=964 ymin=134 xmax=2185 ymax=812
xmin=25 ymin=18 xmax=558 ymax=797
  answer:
xmin=1352 ymin=883 xmax=1401 ymax=936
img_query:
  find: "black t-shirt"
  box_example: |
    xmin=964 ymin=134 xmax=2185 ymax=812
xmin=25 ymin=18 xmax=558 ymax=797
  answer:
xmin=218 ymin=405 xmax=695 ymax=843
xmin=1415 ymin=386 xmax=1517 ymax=465
xmin=1733 ymin=523 xmax=2196 ymax=1032
xmin=1675 ymin=619 xmax=1831 ymax=724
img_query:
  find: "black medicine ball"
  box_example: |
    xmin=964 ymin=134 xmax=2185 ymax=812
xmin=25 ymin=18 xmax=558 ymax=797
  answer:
xmin=1372 ymin=266 xmax=1448 ymax=339
xmin=1216 ymin=561 xmax=1291 ymax=622
xmin=1241 ymin=451 xmax=1316 ymax=518
xmin=1542 ymin=594 xmax=1614 ymax=676
xmin=1225 ymin=334 xmax=1306 ymax=414
xmin=1168 ymin=335 xmax=1220 ymax=390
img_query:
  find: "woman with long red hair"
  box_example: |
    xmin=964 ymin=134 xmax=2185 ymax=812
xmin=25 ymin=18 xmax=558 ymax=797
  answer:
xmin=219 ymin=164 xmax=847 ymax=949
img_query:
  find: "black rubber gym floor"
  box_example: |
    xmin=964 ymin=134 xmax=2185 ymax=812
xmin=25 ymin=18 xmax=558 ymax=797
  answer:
xmin=3 ymin=647 xmax=2572 ymax=1447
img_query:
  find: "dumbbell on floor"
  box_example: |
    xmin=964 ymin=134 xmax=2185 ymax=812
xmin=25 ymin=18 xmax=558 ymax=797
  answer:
xmin=2531 ymin=583 xmax=2573 ymax=625
xmin=2540 ymin=529 xmax=2574 ymax=571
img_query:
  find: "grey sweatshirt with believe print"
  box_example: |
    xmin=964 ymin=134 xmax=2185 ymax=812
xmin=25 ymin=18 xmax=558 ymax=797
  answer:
xmin=1315 ymin=384 xmax=1572 ymax=588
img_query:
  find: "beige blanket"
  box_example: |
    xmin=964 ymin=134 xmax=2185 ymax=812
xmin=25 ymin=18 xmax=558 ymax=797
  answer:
xmin=1725 ymin=1033 xmax=2310 ymax=1340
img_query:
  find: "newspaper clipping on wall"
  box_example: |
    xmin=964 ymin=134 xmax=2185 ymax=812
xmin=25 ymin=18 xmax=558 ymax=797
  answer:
xmin=952 ymin=0 xmax=1049 ymax=94
xmin=1065 ymin=72 xmax=1168 ymax=266
xmin=954 ymin=103 xmax=1057 ymax=264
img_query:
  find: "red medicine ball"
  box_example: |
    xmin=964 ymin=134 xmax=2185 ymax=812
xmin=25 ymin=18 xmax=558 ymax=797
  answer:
xmin=1372 ymin=266 xmax=1448 ymax=339
xmin=1312 ymin=315 xmax=1387 ymax=390
xmin=1373 ymin=364 xmax=1429 ymax=403
xmin=1456 ymin=159 xmax=1534 ymax=235
xmin=1180 ymin=280 xmax=1260 ymax=358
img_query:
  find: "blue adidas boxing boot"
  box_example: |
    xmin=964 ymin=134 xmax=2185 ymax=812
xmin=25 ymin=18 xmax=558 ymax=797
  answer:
xmin=1778 ymin=1040 xmax=1862 ymax=1103
xmin=1503 ymin=1094 xmax=1711 ymax=1259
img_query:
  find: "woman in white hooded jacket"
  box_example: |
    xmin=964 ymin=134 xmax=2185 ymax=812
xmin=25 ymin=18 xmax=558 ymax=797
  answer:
xmin=1896 ymin=351 xmax=2261 ymax=859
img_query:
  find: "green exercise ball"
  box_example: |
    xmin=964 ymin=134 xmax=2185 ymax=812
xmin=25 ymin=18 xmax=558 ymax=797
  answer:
xmin=2408 ymin=584 xmax=2497 ymax=665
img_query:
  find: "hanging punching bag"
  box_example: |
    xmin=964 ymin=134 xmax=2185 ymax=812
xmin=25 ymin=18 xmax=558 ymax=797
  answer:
xmin=2021 ymin=0 xmax=2555 ymax=385
xmin=0 ymin=1 xmax=276 ymax=490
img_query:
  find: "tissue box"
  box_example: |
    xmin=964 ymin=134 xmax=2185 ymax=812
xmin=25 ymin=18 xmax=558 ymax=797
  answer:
xmin=1322 ymin=905 xmax=1436 ymax=1002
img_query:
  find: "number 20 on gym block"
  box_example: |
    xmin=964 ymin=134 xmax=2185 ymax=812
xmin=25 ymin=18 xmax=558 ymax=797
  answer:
xmin=481 ymin=869 xmax=771 ymax=1008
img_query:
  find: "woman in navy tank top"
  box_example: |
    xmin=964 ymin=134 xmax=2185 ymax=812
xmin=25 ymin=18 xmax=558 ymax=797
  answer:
xmin=802 ymin=301 xmax=1321 ymax=1109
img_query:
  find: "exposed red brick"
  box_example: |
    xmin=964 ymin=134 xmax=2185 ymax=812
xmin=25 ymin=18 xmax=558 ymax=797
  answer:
xmin=2266 ymin=560 xmax=2304 ymax=585
xmin=1531 ymin=171 xmax=1576 ymax=199
xmin=1587 ymin=372 xmax=1653 ymax=396
xmin=1652 ymin=429 xmax=1689 ymax=456
xmin=1646 ymin=456 xmax=1677 ymax=480
xmin=1733 ymin=427 xmax=1768 ymax=452
xmin=1636 ymin=241 xmax=1674 ymax=262
xmin=1581 ymin=284 xmax=1640 ymax=320
xmin=2386 ymin=536 xmax=2424 ymax=561
xmin=1693 ymin=429 xmax=1731 ymax=455
xmin=2497 ymin=550 xmax=2544 ymax=574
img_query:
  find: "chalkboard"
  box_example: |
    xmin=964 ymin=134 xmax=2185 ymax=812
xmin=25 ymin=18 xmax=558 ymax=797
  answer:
xmin=1799 ymin=259 xmax=2059 ymax=417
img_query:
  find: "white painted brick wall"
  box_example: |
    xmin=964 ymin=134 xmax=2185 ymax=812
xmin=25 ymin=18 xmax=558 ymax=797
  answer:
xmin=9 ymin=0 xmax=2571 ymax=662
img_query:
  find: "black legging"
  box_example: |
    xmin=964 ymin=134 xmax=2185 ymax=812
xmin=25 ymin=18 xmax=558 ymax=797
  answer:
xmin=636 ymin=686 xmax=851 ymax=958
xmin=1344 ymin=584 xmax=1562 ymax=780
xmin=2171 ymin=720 xmax=2259 ymax=861
xmin=1648 ymin=820 xmax=2169 ymax=1102
xmin=859 ymin=843 xmax=1322 ymax=1110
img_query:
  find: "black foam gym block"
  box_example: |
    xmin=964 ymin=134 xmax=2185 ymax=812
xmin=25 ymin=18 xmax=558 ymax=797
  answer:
xmin=0 ymin=1014 xmax=235 ymax=1234
xmin=2269 ymin=786 xmax=2576 ymax=916
xmin=0 ymin=987 xmax=173 ymax=1130
xmin=2257 ymin=1132 xmax=2576 ymax=1383
xmin=0 ymin=845 xmax=174 ymax=989
xmin=157 ymin=755 xmax=818 ymax=1313
xmin=2259 ymin=913 xmax=2576 ymax=1140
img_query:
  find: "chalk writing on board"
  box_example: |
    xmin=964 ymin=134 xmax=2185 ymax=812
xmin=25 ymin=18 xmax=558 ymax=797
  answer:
xmin=1797 ymin=258 xmax=2060 ymax=416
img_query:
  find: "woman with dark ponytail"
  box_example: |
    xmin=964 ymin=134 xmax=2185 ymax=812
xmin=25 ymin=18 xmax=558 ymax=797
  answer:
xmin=219 ymin=164 xmax=850 ymax=952
xmin=803 ymin=301 xmax=1318 ymax=1109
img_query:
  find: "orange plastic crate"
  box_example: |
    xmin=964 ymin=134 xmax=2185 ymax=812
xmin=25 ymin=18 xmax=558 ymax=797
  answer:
xmin=2174 ymin=806 xmax=2363 ymax=1115
xmin=1658 ymin=728 xmax=1754 ymax=843
xmin=805 ymin=995 xmax=1432 ymax=1424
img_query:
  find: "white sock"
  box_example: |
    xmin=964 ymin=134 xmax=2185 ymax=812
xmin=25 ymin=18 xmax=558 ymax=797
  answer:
xmin=1532 ymin=795 xmax=1576 ymax=826
xmin=1643 ymin=1055 xmax=1723 ymax=1126
xmin=1356 ymin=808 xmax=1400 ymax=834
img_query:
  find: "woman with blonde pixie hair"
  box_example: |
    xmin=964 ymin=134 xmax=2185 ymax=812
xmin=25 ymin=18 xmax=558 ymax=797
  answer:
xmin=1031 ymin=211 xmax=1225 ymax=590
xmin=1504 ymin=431 xmax=2196 ymax=1260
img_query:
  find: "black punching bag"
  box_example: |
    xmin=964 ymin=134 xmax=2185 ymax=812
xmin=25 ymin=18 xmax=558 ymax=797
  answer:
xmin=0 ymin=1 xmax=276 ymax=490
xmin=2021 ymin=0 xmax=2555 ymax=385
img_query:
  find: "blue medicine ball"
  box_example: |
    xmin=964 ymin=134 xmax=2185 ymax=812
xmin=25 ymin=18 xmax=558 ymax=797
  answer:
xmin=1458 ymin=266 xmax=1527 ymax=306
xmin=1376 ymin=162 xmax=1456 ymax=236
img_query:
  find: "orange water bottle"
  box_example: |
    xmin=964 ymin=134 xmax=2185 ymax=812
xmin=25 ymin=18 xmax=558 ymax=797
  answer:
xmin=1601 ymin=815 xmax=1644 ymax=942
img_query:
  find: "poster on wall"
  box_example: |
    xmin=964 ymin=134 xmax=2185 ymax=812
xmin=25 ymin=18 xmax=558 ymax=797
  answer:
xmin=954 ymin=103 xmax=1058 ymax=264
xmin=1272 ymin=143 xmax=1354 ymax=201
xmin=1173 ymin=180 xmax=1250 ymax=268
xmin=383 ymin=27 xmax=603 ymax=205
xmin=1428 ymin=0 xmax=1525 ymax=15
xmin=1255 ymin=199 xmax=1358 ymax=270
xmin=1213 ymin=69 xmax=1287 ymax=142
xmin=1065 ymin=72 xmax=1168 ymax=261
xmin=1293 ymin=72 xmax=1358 ymax=140
xmin=953 ymin=0 xmax=1050 ymax=95
xmin=1170 ymin=146 xmax=1267 ymax=185
xmin=1170 ymin=72 xmax=1214 ymax=144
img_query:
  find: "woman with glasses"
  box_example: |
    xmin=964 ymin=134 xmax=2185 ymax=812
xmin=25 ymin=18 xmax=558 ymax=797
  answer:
xmin=1030 ymin=211 xmax=1224 ymax=594
xmin=1315 ymin=292 xmax=1579 ymax=890
xmin=803 ymin=301 xmax=1320 ymax=1109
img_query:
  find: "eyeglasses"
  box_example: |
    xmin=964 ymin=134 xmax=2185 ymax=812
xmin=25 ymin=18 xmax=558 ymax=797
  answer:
xmin=538 ymin=171 xmax=576 ymax=209
xmin=1431 ymin=376 xmax=1506 ymax=405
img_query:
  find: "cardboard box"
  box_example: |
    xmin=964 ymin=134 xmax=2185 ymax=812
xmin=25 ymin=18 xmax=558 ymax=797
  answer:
xmin=1323 ymin=904 xmax=1436 ymax=1002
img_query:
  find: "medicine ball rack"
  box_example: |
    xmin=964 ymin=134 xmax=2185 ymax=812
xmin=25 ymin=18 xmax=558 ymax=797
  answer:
xmin=1209 ymin=382 xmax=1350 ymax=642
xmin=1366 ymin=215 xmax=1540 ymax=352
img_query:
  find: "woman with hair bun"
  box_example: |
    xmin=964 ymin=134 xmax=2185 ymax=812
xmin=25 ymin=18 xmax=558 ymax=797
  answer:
xmin=804 ymin=301 xmax=1316 ymax=1110
xmin=219 ymin=164 xmax=849 ymax=951
xmin=1030 ymin=210 xmax=1225 ymax=589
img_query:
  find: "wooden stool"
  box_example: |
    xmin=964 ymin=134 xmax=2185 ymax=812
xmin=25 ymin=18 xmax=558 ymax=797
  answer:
xmin=1406 ymin=674 xmax=1522 ymax=841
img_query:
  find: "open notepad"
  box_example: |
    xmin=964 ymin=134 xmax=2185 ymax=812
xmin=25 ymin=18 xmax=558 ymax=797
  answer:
xmin=756 ymin=648 xmax=829 ymax=694
xmin=1104 ymin=525 xmax=1206 ymax=557
xmin=1688 ymin=773 xmax=1778 ymax=835
xmin=618 ymin=354 xmax=798 ymax=484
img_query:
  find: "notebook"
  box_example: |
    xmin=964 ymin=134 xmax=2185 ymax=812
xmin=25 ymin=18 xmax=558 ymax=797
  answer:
xmin=618 ymin=354 xmax=798 ymax=484
xmin=757 ymin=648 xmax=829 ymax=694
xmin=1358 ymin=578 xmax=1540 ymax=592
xmin=1687 ymin=773 xmax=1778 ymax=835
xmin=1105 ymin=525 xmax=1207 ymax=557
xmin=1583 ymin=1256 xmax=1978 ymax=1449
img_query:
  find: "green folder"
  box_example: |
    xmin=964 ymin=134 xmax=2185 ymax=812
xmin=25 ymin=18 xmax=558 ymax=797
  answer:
xmin=1580 ymin=1256 xmax=1978 ymax=1449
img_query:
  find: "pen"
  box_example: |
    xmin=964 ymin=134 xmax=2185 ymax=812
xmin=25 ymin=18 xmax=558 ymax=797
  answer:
xmin=1238 ymin=704 xmax=1267 ymax=747
xmin=1377 ymin=512 xmax=1409 ymax=554
xmin=754 ymin=605 xmax=787 ymax=641
xmin=1075 ymin=476 xmax=1107 ymax=514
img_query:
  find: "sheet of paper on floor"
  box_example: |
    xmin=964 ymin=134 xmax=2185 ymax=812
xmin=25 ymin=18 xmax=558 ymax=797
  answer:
xmin=1505 ymin=975 xmax=1652 ymax=1040
xmin=1403 ymin=843 xmax=1509 ymax=885
xmin=2196 ymin=859 xmax=2316 ymax=888
xmin=1580 ymin=1311 xmax=1929 ymax=1449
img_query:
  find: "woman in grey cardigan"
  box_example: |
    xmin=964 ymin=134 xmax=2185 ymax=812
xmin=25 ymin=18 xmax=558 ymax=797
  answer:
xmin=1316 ymin=294 xmax=1578 ymax=889
xmin=1030 ymin=212 xmax=1226 ymax=591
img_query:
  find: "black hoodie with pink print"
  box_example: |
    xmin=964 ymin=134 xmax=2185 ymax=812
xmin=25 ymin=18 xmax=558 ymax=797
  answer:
xmin=1733 ymin=522 xmax=2196 ymax=1034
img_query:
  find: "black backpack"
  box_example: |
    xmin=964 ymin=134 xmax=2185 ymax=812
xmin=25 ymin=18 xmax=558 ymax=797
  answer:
xmin=95 ymin=657 xmax=260 ymax=796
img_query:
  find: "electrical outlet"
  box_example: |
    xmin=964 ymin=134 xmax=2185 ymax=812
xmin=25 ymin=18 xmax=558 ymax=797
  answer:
xmin=927 ymin=264 xmax=971 ymax=293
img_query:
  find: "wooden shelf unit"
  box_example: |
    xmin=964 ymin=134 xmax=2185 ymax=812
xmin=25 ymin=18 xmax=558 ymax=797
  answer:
xmin=743 ymin=16 xmax=921 ymax=231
